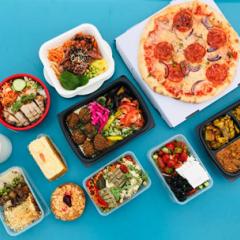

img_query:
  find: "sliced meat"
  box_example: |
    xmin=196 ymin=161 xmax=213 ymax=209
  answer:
xmin=207 ymin=27 xmax=227 ymax=49
xmin=14 ymin=111 xmax=30 ymax=126
xmin=3 ymin=110 xmax=21 ymax=126
xmin=173 ymin=9 xmax=193 ymax=32
xmin=20 ymin=104 xmax=37 ymax=122
xmin=87 ymin=50 xmax=102 ymax=60
xmin=167 ymin=63 xmax=185 ymax=82
xmin=184 ymin=43 xmax=206 ymax=63
xmin=108 ymin=168 xmax=126 ymax=188
xmin=206 ymin=64 xmax=228 ymax=85
xmin=30 ymin=101 xmax=42 ymax=114
xmin=154 ymin=42 xmax=174 ymax=62
xmin=27 ymin=102 xmax=41 ymax=120
xmin=34 ymin=95 xmax=45 ymax=112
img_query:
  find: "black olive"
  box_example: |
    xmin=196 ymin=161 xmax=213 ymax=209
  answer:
xmin=96 ymin=176 xmax=106 ymax=190
xmin=63 ymin=195 xmax=72 ymax=207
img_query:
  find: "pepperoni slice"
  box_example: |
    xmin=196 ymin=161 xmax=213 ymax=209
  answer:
xmin=184 ymin=43 xmax=206 ymax=63
xmin=173 ymin=9 xmax=193 ymax=32
xmin=206 ymin=64 xmax=228 ymax=85
xmin=207 ymin=27 xmax=227 ymax=49
xmin=168 ymin=63 xmax=184 ymax=82
xmin=154 ymin=42 xmax=174 ymax=61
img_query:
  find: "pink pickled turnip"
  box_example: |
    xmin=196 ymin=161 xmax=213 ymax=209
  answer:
xmin=88 ymin=101 xmax=110 ymax=132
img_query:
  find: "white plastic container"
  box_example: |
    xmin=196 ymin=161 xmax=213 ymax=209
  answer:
xmin=39 ymin=23 xmax=115 ymax=98
xmin=0 ymin=134 xmax=12 ymax=163
xmin=0 ymin=167 xmax=49 ymax=236
xmin=148 ymin=134 xmax=213 ymax=205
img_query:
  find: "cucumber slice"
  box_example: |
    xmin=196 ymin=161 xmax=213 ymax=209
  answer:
xmin=12 ymin=79 xmax=26 ymax=92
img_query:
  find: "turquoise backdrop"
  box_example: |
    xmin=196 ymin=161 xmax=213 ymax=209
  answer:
xmin=0 ymin=1 xmax=240 ymax=239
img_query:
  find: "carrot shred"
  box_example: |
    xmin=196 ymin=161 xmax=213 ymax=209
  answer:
xmin=48 ymin=47 xmax=64 ymax=64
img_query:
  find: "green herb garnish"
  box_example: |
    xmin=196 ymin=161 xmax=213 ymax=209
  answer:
xmin=59 ymin=71 xmax=90 ymax=90
xmin=11 ymin=101 xmax=23 ymax=112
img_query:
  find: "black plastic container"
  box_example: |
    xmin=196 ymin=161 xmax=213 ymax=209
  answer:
xmin=198 ymin=100 xmax=240 ymax=178
xmin=58 ymin=75 xmax=154 ymax=166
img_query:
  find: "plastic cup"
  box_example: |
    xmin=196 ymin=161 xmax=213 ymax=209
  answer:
xmin=0 ymin=134 xmax=12 ymax=163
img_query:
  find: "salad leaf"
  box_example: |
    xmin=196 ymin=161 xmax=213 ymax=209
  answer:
xmin=60 ymin=71 xmax=89 ymax=90
xmin=21 ymin=93 xmax=36 ymax=104
xmin=11 ymin=100 xmax=23 ymax=112
xmin=110 ymin=187 xmax=121 ymax=201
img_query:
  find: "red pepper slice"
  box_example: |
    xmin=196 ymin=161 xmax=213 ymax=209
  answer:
xmin=95 ymin=189 xmax=108 ymax=208
xmin=119 ymin=164 xmax=129 ymax=173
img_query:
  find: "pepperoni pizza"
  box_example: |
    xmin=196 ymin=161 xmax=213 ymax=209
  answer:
xmin=139 ymin=1 xmax=240 ymax=103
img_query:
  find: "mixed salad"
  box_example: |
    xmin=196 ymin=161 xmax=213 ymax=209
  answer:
xmin=152 ymin=139 xmax=211 ymax=202
xmin=85 ymin=154 xmax=149 ymax=214
xmin=0 ymin=76 xmax=47 ymax=128
xmin=48 ymin=32 xmax=108 ymax=90
xmin=66 ymin=85 xmax=145 ymax=158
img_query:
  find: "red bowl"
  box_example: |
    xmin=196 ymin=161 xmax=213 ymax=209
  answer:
xmin=0 ymin=73 xmax=51 ymax=131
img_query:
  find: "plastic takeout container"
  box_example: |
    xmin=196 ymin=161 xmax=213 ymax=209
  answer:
xmin=198 ymin=100 xmax=240 ymax=178
xmin=58 ymin=75 xmax=154 ymax=166
xmin=0 ymin=167 xmax=49 ymax=236
xmin=39 ymin=23 xmax=115 ymax=98
xmin=148 ymin=134 xmax=213 ymax=205
xmin=83 ymin=151 xmax=151 ymax=216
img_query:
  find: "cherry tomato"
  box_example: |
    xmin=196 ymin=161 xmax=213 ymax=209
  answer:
xmin=165 ymin=142 xmax=175 ymax=151
xmin=124 ymin=155 xmax=135 ymax=164
xmin=157 ymin=157 xmax=165 ymax=169
xmin=120 ymin=164 xmax=128 ymax=173
xmin=167 ymin=160 xmax=175 ymax=168
xmin=162 ymin=154 xmax=170 ymax=164
xmin=180 ymin=152 xmax=188 ymax=162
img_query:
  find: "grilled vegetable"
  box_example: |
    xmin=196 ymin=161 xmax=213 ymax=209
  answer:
xmin=204 ymin=115 xmax=239 ymax=149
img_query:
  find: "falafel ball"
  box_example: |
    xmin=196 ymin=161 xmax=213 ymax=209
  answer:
xmin=82 ymin=140 xmax=95 ymax=157
xmin=79 ymin=107 xmax=91 ymax=123
xmin=83 ymin=123 xmax=97 ymax=138
xmin=66 ymin=113 xmax=80 ymax=129
xmin=71 ymin=129 xmax=86 ymax=145
xmin=93 ymin=134 xmax=110 ymax=151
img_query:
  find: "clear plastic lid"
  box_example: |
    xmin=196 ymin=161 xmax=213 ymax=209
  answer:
xmin=148 ymin=134 xmax=213 ymax=205
xmin=0 ymin=166 xmax=50 ymax=236
xmin=83 ymin=151 xmax=151 ymax=216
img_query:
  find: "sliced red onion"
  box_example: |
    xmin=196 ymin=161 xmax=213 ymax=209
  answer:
xmin=188 ymin=64 xmax=201 ymax=72
xmin=191 ymin=80 xmax=205 ymax=94
xmin=201 ymin=17 xmax=212 ymax=30
xmin=161 ymin=62 xmax=169 ymax=78
xmin=180 ymin=61 xmax=190 ymax=76
xmin=207 ymin=47 xmax=217 ymax=53
xmin=207 ymin=55 xmax=222 ymax=62
xmin=186 ymin=28 xmax=194 ymax=40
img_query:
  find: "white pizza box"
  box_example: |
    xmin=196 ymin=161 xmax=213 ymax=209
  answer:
xmin=116 ymin=0 xmax=240 ymax=127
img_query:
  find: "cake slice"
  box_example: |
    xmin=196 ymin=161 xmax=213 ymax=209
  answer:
xmin=28 ymin=136 xmax=67 ymax=181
